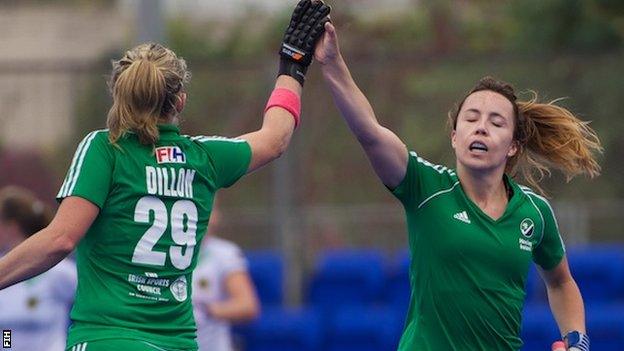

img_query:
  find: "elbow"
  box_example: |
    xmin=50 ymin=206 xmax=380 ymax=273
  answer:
xmin=273 ymin=142 xmax=287 ymax=160
xmin=354 ymin=125 xmax=383 ymax=148
xmin=548 ymin=277 xmax=577 ymax=291
xmin=48 ymin=226 xmax=78 ymax=257
xmin=276 ymin=129 xmax=293 ymax=157
xmin=243 ymin=299 xmax=261 ymax=321
xmin=240 ymin=291 xmax=261 ymax=322
xmin=356 ymin=133 xmax=379 ymax=147
xmin=269 ymin=135 xmax=290 ymax=161
xmin=53 ymin=235 xmax=76 ymax=257
xmin=249 ymin=300 xmax=261 ymax=320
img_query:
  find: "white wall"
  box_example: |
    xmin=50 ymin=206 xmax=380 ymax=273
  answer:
xmin=0 ymin=6 xmax=128 ymax=150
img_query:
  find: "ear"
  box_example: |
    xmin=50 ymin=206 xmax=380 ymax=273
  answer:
xmin=507 ymin=140 xmax=519 ymax=158
xmin=451 ymin=129 xmax=457 ymax=150
xmin=175 ymin=92 xmax=187 ymax=113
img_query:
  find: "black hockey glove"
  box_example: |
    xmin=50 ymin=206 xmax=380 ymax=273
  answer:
xmin=278 ymin=0 xmax=331 ymax=85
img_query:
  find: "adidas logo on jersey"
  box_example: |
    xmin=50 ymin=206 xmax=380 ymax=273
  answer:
xmin=453 ymin=211 xmax=471 ymax=224
xmin=155 ymin=146 xmax=186 ymax=164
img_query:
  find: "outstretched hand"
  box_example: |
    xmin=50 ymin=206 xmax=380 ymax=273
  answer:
xmin=278 ymin=0 xmax=331 ymax=85
xmin=314 ymin=21 xmax=341 ymax=66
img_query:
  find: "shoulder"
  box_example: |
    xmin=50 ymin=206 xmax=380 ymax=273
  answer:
xmin=186 ymin=135 xmax=248 ymax=146
xmin=184 ymin=135 xmax=250 ymax=160
xmin=408 ymin=151 xmax=460 ymax=200
xmin=517 ymin=185 xmax=556 ymax=218
xmin=408 ymin=151 xmax=457 ymax=178
xmin=74 ymin=129 xmax=115 ymax=155
xmin=78 ymin=129 xmax=110 ymax=146
xmin=84 ymin=129 xmax=110 ymax=141
xmin=517 ymin=184 xmax=559 ymax=241
xmin=206 ymin=237 xmax=244 ymax=257
xmin=200 ymin=237 xmax=248 ymax=273
xmin=394 ymin=150 xmax=459 ymax=209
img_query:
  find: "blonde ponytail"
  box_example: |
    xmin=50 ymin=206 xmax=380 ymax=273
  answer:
xmin=511 ymin=94 xmax=602 ymax=194
xmin=107 ymin=43 xmax=190 ymax=145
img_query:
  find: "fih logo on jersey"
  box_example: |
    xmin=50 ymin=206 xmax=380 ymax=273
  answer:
xmin=520 ymin=218 xmax=535 ymax=238
xmin=155 ymin=146 xmax=186 ymax=164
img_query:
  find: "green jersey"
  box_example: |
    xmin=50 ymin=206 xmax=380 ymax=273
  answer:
xmin=56 ymin=125 xmax=251 ymax=350
xmin=391 ymin=150 xmax=565 ymax=351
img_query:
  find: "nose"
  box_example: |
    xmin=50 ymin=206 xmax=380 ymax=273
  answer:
xmin=475 ymin=119 xmax=488 ymax=136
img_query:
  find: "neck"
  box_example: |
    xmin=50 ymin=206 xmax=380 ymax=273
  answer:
xmin=160 ymin=114 xmax=179 ymax=125
xmin=456 ymin=163 xmax=508 ymax=207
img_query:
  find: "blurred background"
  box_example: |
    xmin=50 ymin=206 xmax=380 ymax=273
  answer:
xmin=0 ymin=0 xmax=623 ymax=350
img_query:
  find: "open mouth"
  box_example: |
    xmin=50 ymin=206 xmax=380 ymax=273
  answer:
xmin=469 ymin=141 xmax=488 ymax=153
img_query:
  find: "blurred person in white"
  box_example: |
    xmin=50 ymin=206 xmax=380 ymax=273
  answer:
xmin=192 ymin=201 xmax=259 ymax=351
xmin=0 ymin=186 xmax=76 ymax=351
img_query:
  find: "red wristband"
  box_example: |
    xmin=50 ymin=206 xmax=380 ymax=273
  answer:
xmin=265 ymin=88 xmax=301 ymax=128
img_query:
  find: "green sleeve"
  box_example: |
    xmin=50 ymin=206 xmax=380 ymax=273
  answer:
xmin=390 ymin=149 xmax=457 ymax=209
xmin=56 ymin=130 xmax=114 ymax=208
xmin=196 ymin=136 xmax=252 ymax=189
xmin=532 ymin=195 xmax=566 ymax=270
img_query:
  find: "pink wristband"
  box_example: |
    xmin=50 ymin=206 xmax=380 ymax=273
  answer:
xmin=265 ymin=88 xmax=301 ymax=128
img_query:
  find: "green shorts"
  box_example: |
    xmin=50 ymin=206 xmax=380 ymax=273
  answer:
xmin=66 ymin=339 xmax=196 ymax=351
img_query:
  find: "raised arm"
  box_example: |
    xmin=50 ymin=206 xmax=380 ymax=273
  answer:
xmin=0 ymin=197 xmax=97 ymax=290
xmin=238 ymin=76 xmax=301 ymax=173
xmin=317 ymin=23 xmax=408 ymax=189
xmin=238 ymin=0 xmax=331 ymax=173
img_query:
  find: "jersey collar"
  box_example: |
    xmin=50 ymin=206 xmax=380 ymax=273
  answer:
xmin=457 ymin=173 xmax=523 ymax=224
xmin=158 ymin=124 xmax=181 ymax=139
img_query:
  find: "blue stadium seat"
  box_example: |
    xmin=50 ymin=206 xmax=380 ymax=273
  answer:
xmin=308 ymin=249 xmax=385 ymax=309
xmin=521 ymin=305 xmax=560 ymax=351
xmin=585 ymin=303 xmax=624 ymax=351
xmin=520 ymin=303 xmax=624 ymax=351
xmin=324 ymin=306 xmax=402 ymax=351
xmin=239 ymin=306 xmax=322 ymax=351
xmin=567 ymin=245 xmax=624 ymax=303
xmin=246 ymin=250 xmax=283 ymax=306
xmin=384 ymin=250 xmax=411 ymax=313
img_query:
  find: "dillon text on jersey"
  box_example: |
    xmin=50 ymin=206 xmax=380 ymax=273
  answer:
xmin=145 ymin=166 xmax=196 ymax=198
